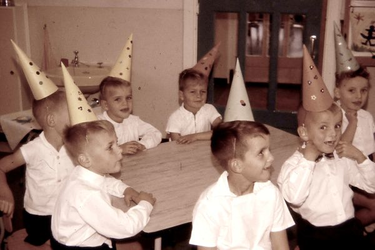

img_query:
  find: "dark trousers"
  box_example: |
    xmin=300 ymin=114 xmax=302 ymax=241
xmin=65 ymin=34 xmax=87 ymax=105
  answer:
xmin=295 ymin=215 xmax=369 ymax=250
xmin=51 ymin=237 xmax=116 ymax=250
xmin=23 ymin=209 xmax=52 ymax=246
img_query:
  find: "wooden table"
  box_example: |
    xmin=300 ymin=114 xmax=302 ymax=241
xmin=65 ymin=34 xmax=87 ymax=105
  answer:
xmin=112 ymin=125 xmax=299 ymax=249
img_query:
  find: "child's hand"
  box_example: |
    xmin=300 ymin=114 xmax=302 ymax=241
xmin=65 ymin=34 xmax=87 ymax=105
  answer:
xmin=345 ymin=111 xmax=358 ymax=124
xmin=0 ymin=188 xmax=15 ymax=216
xmin=336 ymin=141 xmax=366 ymax=163
xmin=176 ymin=134 xmax=197 ymax=144
xmin=121 ymin=141 xmax=145 ymax=155
xmin=301 ymin=141 xmax=321 ymax=162
xmin=123 ymin=187 xmax=140 ymax=207
xmin=133 ymin=191 xmax=156 ymax=206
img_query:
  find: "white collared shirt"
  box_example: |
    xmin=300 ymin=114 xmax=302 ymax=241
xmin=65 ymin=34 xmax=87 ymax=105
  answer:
xmin=98 ymin=112 xmax=162 ymax=149
xmin=20 ymin=132 xmax=74 ymax=215
xmin=166 ymin=103 xmax=221 ymax=136
xmin=340 ymin=106 xmax=375 ymax=156
xmin=52 ymin=166 xmax=153 ymax=248
xmin=277 ymin=150 xmax=375 ymax=226
xmin=190 ymin=171 xmax=294 ymax=249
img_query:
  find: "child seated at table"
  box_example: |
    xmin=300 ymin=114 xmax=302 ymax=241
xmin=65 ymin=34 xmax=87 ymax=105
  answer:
xmin=166 ymin=68 xmax=222 ymax=144
xmin=98 ymin=76 xmax=162 ymax=155
xmin=51 ymin=120 xmax=156 ymax=249
xmin=0 ymin=90 xmax=74 ymax=246
xmin=189 ymin=120 xmax=294 ymax=249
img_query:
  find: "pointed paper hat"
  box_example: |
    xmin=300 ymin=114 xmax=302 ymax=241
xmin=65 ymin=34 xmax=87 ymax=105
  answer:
xmin=302 ymin=45 xmax=333 ymax=112
xmin=224 ymin=58 xmax=254 ymax=122
xmin=192 ymin=42 xmax=221 ymax=77
xmin=61 ymin=63 xmax=97 ymax=125
xmin=11 ymin=39 xmax=58 ymax=100
xmin=109 ymin=33 xmax=133 ymax=82
xmin=334 ymin=22 xmax=360 ymax=75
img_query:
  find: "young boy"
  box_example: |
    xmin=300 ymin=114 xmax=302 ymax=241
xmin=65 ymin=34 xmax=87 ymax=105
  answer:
xmin=189 ymin=121 xmax=294 ymax=249
xmin=51 ymin=120 xmax=156 ymax=249
xmin=0 ymin=91 xmax=74 ymax=246
xmin=166 ymin=68 xmax=222 ymax=144
xmin=278 ymin=104 xmax=375 ymax=249
xmin=98 ymin=76 xmax=162 ymax=155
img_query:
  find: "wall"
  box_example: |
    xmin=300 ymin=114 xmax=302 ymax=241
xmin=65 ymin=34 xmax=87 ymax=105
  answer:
xmin=6 ymin=0 xmax=198 ymax=138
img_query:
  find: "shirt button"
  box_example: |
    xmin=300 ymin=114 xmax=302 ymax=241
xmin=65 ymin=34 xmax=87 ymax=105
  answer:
xmin=57 ymin=156 xmax=60 ymax=159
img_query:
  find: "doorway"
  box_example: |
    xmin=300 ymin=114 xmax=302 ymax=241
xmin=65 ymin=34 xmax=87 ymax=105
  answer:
xmin=198 ymin=0 xmax=327 ymax=134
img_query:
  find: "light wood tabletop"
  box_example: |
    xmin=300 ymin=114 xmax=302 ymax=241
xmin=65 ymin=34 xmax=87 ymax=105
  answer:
xmin=112 ymin=125 xmax=300 ymax=235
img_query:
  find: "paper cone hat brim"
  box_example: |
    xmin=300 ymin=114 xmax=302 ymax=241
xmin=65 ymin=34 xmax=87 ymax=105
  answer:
xmin=109 ymin=33 xmax=133 ymax=82
xmin=192 ymin=42 xmax=221 ymax=77
xmin=224 ymin=58 xmax=254 ymax=122
xmin=61 ymin=63 xmax=97 ymax=125
xmin=302 ymin=45 xmax=333 ymax=112
xmin=11 ymin=40 xmax=58 ymax=100
xmin=334 ymin=23 xmax=359 ymax=75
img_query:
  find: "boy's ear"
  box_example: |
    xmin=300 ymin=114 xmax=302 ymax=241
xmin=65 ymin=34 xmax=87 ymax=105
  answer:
xmin=333 ymin=87 xmax=340 ymax=99
xmin=178 ymin=90 xmax=184 ymax=101
xmin=46 ymin=113 xmax=56 ymax=127
xmin=100 ymin=99 xmax=109 ymax=111
xmin=297 ymin=125 xmax=309 ymax=141
xmin=228 ymin=158 xmax=242 ymax=174
xmin=77 ymin=153 xmax=91 ymax=168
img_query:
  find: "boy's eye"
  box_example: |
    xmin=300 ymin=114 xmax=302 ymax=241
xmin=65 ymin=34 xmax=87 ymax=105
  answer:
xmin=126 ymin=96 xmax=133 ymax=101
xmin=320 ymin=125 xmax=327 ymax=130
xmin=361 ymin=88 xmax=368 ymax=94
xmin=335 ymin=123 xmax=341 ymax=129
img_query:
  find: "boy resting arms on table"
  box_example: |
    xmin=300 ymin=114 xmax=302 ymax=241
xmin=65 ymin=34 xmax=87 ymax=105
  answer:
xmin=51 ymin=120 xmax=156 ymax=249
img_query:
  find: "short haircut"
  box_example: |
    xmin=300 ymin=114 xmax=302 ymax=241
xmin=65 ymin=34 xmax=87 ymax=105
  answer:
xmin=297 ymin=102 xmax=341 ymax=126
xmin=211 ymin=121 xmax=270 ymax=170
xmin=178 ymin=68 xmax=207 ymax=91
xmin=64 ymin=120 xmax=115 ymax=161
xmin=99 ymin=76 xmax=131 ymax=101
xmin=32 ymin=90 xmax=66 ymax=127
xmin=335 ymin=65 xmax=370 ymax=87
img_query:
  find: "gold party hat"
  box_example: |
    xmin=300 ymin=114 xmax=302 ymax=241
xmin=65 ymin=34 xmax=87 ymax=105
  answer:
xmin=192 ymin=42 xmax=221 ymax=78
xmin=109 ymin=33 xmax=133 ymax=82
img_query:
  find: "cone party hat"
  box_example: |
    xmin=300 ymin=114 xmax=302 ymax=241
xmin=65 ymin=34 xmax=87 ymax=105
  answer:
xmin=302 ymin=45 xmax=333 ymax=112
xmin=11 ymin=40 xmax=58 ymax=100
xmin=334 ymin=22 xmax=360 ymax=75
xmin=61 ymin=63 xmax=97 ymax=125
xmin=224 ymin=58 xmax=254 ymax=122
xmin=109 ymin=33 xmax=133 ymax=82
xmin=192 ymin=42 xmax=221 ymax=78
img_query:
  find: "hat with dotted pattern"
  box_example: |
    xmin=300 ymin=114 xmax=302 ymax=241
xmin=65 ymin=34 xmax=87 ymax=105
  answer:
xmin=334 ymin=22 xmax=360 ymax=75
xmin=11 ymin=40 xmax=58 ymax=100
xmin=192 ymin=42 xmax=221 ymax=78
xmin=302 ymin=45 xmax=333 ymax=112
xmin=61 ymin=63 xmax=97 ymax=125
xmin=109 ymin=33 xmax=133 ymax=82
xmin=224 ymin=58 xmax=254 ymax=122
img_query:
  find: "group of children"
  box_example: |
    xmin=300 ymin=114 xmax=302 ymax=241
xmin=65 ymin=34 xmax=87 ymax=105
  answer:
xmin=0 ymin=23 xmax=374 ymax=250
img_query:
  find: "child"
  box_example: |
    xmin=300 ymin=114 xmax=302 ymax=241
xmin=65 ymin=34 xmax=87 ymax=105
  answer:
xmin=0 ymin=91 xmax=74 ymax=246
xmin=51 ymin=120 xmax=156 ymax=249
xmin=189 ymin=121 xmax=294 ymax=249
xmin=98 ymin=76 xmax=162 ymax=155
xmin=166 ymin=68 xmax=222 ymax=144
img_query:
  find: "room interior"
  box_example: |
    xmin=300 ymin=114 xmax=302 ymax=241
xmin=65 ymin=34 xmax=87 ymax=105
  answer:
xmin=1 ymin=0 xmax=375 ymax=249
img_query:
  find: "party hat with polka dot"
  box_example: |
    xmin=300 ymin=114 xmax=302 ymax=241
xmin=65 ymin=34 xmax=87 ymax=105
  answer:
xmin=302 ymin=45 xmax=333 ymax=112
xmin=11 ymin=39 xmax=58 ymax=100
xmin=109 ymin=33 xmax=133 ymax=82
xmin=224 ymin=58 xmax=254 ymax=122
xmin=192 ymin=42 xmax=221 ymax=78
xmin=61 ymin=63 xmax=97 ymax=125
xmin=334 ymin=22 xmax=359 ymax=75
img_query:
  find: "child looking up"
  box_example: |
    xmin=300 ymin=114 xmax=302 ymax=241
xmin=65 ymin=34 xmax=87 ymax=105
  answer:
xmin=190 ymin=121 xmax=294 ymax=249
xmin=51 ymin=120 xmax=156 ymax=249
xmin=166 ymin=68 xmax=222 ymax=143
xmin=0 ymin=91 xmax=74 ymax=246
xmin=98 ymin=76 xmax=162 ymax=155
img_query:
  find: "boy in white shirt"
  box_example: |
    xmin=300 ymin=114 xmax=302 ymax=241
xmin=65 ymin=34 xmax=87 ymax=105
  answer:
xmin=98 ymin=76 xmax=162 ymax=155
xmin=190 ymin=121 xmax=294 ymax=249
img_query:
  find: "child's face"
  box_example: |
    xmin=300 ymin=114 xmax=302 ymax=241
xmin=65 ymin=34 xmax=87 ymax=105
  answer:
xmin=334 ymin=76 xmax=369 ymax=112
xmin=179 ymin=79 xmax=208 ymax=114
xmin=86 ymin=131 xmax=123 ymax=175
xmin=304 ymin=110 xmax=342 ymax=154
xmin=101 ymin=85 xmax=133 ymax=123
xmin=237 ymin=134 xmax=274 ymax=183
